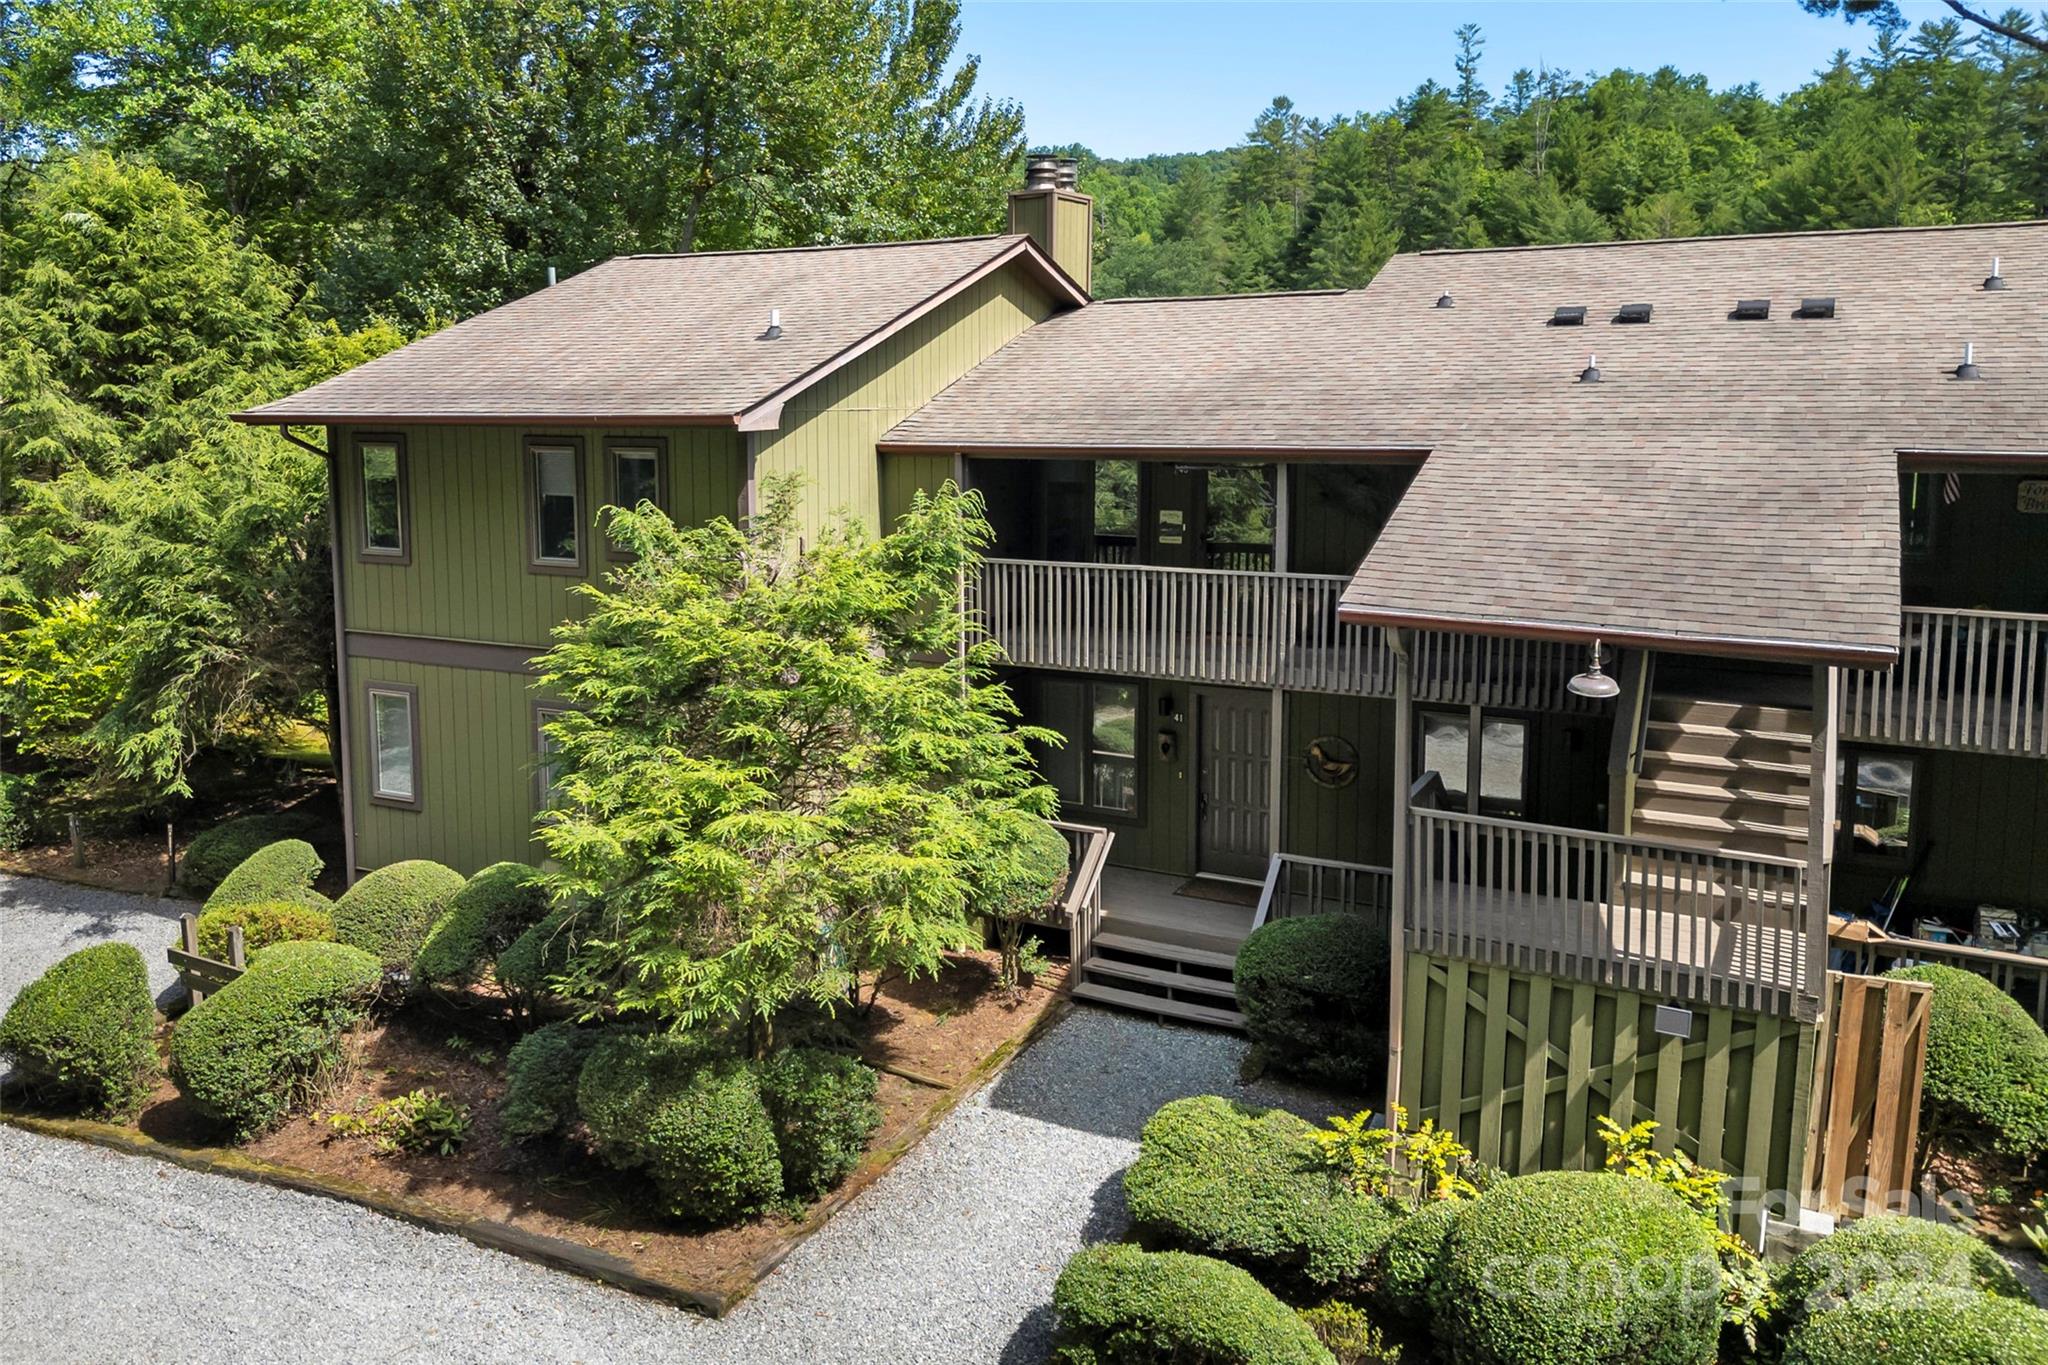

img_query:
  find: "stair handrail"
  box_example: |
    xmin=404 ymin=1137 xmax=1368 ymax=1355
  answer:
xmin=1250 ymin=854 xmax=1288 ymax=930
xmin=1049 ymin=818 xmax=1116 ymax=980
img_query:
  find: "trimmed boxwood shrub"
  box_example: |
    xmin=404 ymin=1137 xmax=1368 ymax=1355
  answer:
xmin=1887 ymin=964 xmax=2048 ymax=1157
xmin=499 ymin=1020 xmax=599 ymax=1141
xmin=0 ymin=943 xmax=157 ymax=1118
xmin=1431 ymin=1170 xmax=1721 ymax=1365
xmin=1780 ymin=1281 xmax=2048 ymax=1365
xmin=1777 ymin=1213 xmax=2026 ymax=1322
xmin=192 ymin=900 xmax=334 ymax=960
xmin=577 ymin=1032 xmax=783 ymax=1223
xmin=495 ymin=907 xmax=576 ymax=999
xmin=179 ymin=811 xmax=322 ymax=896
xmin=1233 ymin=913 xmax=1387 ymax=1088
xmin=331 ymin=859 xmax=464 ymax=973
xmin=1051 ymin=1242 xmax=1335 ymax=1365
xmin=415 ymin=862 xmax=550 ymax=986
xmin=203 ymin=839 xmax=330 ymax=914
xmin=757 ymin=1047 xmax=882 ymax=1199
xmin=1369 ymin=1197 xmax=1460 ymax=1332
xmin=1125 ymin=1095 xmax=1401 ymax=1293
xmin=168 ymin=940 xmax=382 ymax=1139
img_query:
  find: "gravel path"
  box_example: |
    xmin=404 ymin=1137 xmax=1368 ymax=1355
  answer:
xmin=0 ymin=874 xmax=1340 ymax=1365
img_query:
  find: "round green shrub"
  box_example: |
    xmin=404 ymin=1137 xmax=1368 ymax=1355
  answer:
xmin=1297 ymin=1300 xmax=1400 ymax=1365
xmin=1431 ymin=1170 xmax=1721 ymax=1365
xmin=168 ymin=940 xmax=381 ymax=1139
xmin=1125 ymin=1095 xmax=1402 ymax=1293
xmin=1780 ymin=1281 xmax=2048 ymax=1365
xmin=1369 ymin=1197 xmax=1460 ymax=1332
xmin=192 ymin=900 xmax=334 ymax=960
xmin=495 ymin=907 xmax=575 ymax=999
xmin=499 ymin=1020 xmax=599 ymax=1141
xmin=577 ymin=1032 xmax=782 ymax=1223
xmin=1233 ymin=913 xmax=1388 ymax=1089
xmin=0 ymin=943 xmax=157 ymax=1118
xmin=415 ymin=862 xmax=549 ymax=986
xmin=973 ymin=811 xmax=1070 ymax=920
xmin=1052 ymin=1242 xmax=1335 ymax=1365
xmin=757 ymin=1047 xmax=881 ymax=1200
xmin=179 ymin=811 xmax=322 ymax=896
xmin=203 ymin=839 xmax=331 ymax=914
xmin=1886 ymin=964 xmax=2048 ymax=1157
xmin=331 ymin=859 xmax=464 ymax=973
xmin=1777 ymin=1213 xmax=2026 ymax=1322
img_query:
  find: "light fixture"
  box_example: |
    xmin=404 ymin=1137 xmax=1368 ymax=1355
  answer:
xmin=1567 ymin=638 xmax=1620 ymax=699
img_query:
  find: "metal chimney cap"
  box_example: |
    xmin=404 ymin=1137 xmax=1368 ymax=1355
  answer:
xmin=1054 ymin=157 xmax=1080 ymax=190
xmin=1024 ymin=155 xmax=1063 ymax=190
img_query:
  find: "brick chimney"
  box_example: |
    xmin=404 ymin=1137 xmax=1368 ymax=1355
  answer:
xmin=1009 ymin=155 xmax=1093 ymax=295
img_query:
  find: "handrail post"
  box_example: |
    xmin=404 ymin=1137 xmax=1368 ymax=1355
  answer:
xmin=1806 ymin=665 xmax=1838 ymax=1014
xmin=1387 ymin=627 xmax=1413 ymax=1118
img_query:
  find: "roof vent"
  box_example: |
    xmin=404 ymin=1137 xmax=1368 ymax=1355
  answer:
xmin=1435 ymin=291 xmax=1454 ymax=309
xmin=1551 ymin=306 xmax=1587 ymax=326
xmin=1985 ymin=256 xmax=2007 ymax=291
xmin=1794 ymin=297 xmax=1835 ymax=319
xmin=1614 ymin=303 xmax=1652 ymax=324
xmin=1730 ymin=298 xmax=1771 ymax=321
xmin=1023 ymin=155 xmax=1063 ymax=191
xmin=764 ymin=308 xmax=783 ymax=341
xmin=1955 ymin=341 xmax=1981 ymax=380
xmin=1579 ymin=353 xmax=1601 ymax=383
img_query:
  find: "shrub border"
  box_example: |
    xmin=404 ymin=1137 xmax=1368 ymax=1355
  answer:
xmin=0 ymin=995 xmax=1072 ymax=1317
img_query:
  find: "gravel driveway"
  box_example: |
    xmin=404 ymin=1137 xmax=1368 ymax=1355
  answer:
xmin=0 ymin=874 xmax=1338 ymax=1364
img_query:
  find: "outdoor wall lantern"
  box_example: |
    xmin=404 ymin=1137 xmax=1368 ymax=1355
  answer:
xmin=1567 ymin=638 xmax=1620 ymax=700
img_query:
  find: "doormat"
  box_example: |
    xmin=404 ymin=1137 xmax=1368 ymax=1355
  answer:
xmin=1174 ymin=877 xmax=1263 ymax=907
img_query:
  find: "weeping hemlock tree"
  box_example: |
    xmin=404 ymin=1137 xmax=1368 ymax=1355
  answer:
xmin=533 ymin=479 xmax=1057 ymax=1054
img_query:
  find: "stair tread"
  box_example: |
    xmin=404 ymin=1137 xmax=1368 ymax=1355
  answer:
xmin=1644 ymin=752 xmax=1810 ymax=777
xmin=1073 ymin=980 xmax=1246 ymax=1029
xmin=1645 ymin=719 xmax=1812 ymax=746
xmin=1635 ymin=807 xmax=1809 ymax=840
xmin=1083 ymin=956 xmax=1239 ymax=996
xmin=1638 ymin=777 xmax=1811 ymax=808
xmin=1091 ymin=931 xmax=1240 ymax=971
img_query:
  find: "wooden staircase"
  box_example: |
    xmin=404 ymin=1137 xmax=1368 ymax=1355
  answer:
xmin=1071 ymin=915 xmax=1246 ymax=1030
xmin=1634 ymin=696 xmax=1813 ymax=863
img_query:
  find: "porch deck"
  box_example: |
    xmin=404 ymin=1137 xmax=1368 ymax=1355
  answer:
xmin=1097 ymin=867 xmax=1258 ymax=956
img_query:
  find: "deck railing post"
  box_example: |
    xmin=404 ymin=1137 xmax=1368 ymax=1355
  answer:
xmin=1387 ymin=628 xmax=1414 ymax=1118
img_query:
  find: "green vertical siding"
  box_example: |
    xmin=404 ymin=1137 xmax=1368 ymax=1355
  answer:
xmin=350 ymin=660 xmax=549 ymax=875
xmin=1281 ymin=693 xmax=1394 ymax=866
xmin=1834 ymin=746 xmax=2048 ymax=916
xmin=337 ymin=424 xmax=743 ymax=647
xmin=1286 ymin=465 xmax=1416 ymax=577
xmin=753 ymin=265 xmax=1056 ymax=541
xmin=1401 ymin=953 xmax=1816 ymax=1238
xmin=880 ymin=453 xmax=956 ymax=528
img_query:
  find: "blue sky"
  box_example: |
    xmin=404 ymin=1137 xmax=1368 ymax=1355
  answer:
xmin=958 ymin=1 xmax=1957 ymax=158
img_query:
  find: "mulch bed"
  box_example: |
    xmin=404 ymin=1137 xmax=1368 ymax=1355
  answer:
xmin=4 ymin=949 xmax=1068 ymax=1315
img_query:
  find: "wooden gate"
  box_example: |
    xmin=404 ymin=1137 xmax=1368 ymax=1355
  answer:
xmin=1801 ymin=971 xmax=1932 ymax=1216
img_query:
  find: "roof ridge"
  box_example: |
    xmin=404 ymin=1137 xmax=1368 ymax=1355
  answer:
xmin=1094 ymin=287 xmax=1351 ymax=305
xmin=1410 ymin=218 xmax=2047 ymax=259
xmin=622 ymin=233 xmax=1018 ymax=261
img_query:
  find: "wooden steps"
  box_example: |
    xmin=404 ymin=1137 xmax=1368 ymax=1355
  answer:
xmin=1090 ymin=930 xmax=1238 ymax=971
xmin=1071 ymin=980 xmax=1246 ymax=1030
xmin=1074 ymin=927 xmax=1246 ymax=1031
xmin=1631 ymin=694 xmax=1814 ymax=865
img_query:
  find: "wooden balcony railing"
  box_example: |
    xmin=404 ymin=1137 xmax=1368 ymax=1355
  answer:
xmin=1251 ymin=853 xmax=1394 ymax=931
xmin=1842 ymin=607 xmax=2048 ymax=757
xmin=975 ymin=558 xmax=1393 ymax=694
xmin=1831 ymin=926 xmax=2048 ymax=1027
xmin=1407 ymin=807 xmax=1817 ymax=1019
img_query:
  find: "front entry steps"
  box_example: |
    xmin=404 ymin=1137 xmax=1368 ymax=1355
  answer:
xmin=1073 ymin=926 xmax=1246 ymax=1030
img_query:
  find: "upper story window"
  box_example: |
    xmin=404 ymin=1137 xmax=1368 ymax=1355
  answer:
xmin=1419 ymin=705 xmax=1529 ymax=818
xmin=528 ymin=440 xmax=584 ymax=572
xmin=367 ymin=683 xmax=420 ymax=807
xmin=606 ymin=440 xmax=666 ymax=555
xmin=356 ymin=436 xmax=408 ymax=562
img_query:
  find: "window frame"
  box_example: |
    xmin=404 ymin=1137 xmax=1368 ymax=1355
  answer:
xmin=1836 ymin=744 xmax=1920 ymax=868
xmin=1416 ymin=703 xmax=1533 ymax=819
xmin=1082 ymin=679 xmax=1143 ymax=819
xmin=364 ymin=681 xmax=423 ymax=810
xmin=353 ymin=433 xmax=411 ymax=565
xmin=603 ymin=437 xmax=669 ymax=559
xmin=533 ymin=701 xmax=571 ymax=813
xmin=524 ymin=436 xmax=588 ymax=575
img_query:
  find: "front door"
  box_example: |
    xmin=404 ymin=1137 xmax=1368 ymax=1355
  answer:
xmin=1195 ymin=687 xmax=1273 ymax=880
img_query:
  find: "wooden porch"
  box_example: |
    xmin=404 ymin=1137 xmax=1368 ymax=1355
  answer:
xmin=1843 ymin=606 xmax=2048 ymax=758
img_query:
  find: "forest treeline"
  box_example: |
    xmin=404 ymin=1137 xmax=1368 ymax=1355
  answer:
xmin=1059 ymin=16 xmax=2046 ymax=297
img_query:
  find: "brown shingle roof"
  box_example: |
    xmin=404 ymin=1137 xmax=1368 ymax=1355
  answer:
xmin=239 ymin=235 xmax=1082 ymax=428
xmin=891 ymin=221 xmax=2048 ymax=663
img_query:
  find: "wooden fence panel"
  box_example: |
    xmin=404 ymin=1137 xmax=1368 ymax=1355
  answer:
xmin=1400 ymin=952 xmax=1819 ymax=1239
xmin=1801 ymin=972 xmax=1932 ymax=1216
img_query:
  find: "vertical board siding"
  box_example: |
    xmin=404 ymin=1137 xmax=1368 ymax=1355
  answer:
xmin=754 ymin=266 xmax=1057 ymax=542
xmin=1401 ymin=952 xmax=1818 ymax=1238
xmin=351 ymin=660 xmax=548 ymax=875
xmin=1281 ymin=692 xmax=1395 ymax=866
xmin=880 ymin=453 xmax=957 ymax=528
xmin=336 ymin=424 xmax=743 ymax=648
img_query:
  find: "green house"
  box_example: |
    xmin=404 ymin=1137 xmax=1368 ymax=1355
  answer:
xmin=243 ymin=167 xmax=2048 ymax=1224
